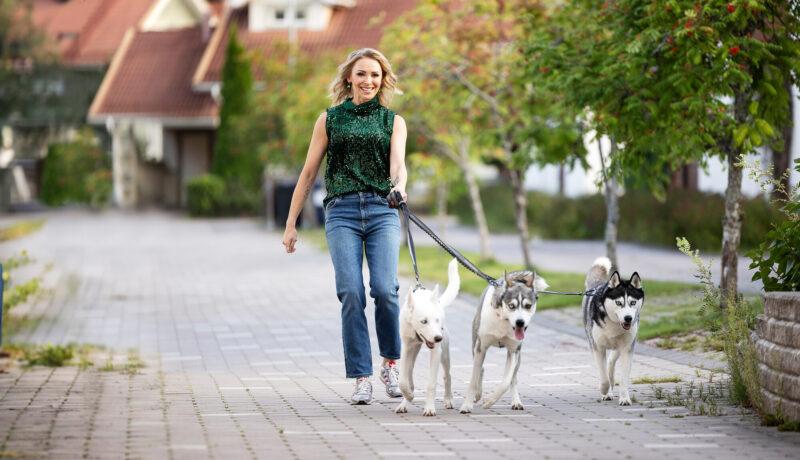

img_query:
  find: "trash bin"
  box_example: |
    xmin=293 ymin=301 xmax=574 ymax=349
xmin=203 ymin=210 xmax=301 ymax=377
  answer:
xmin=274 ymin=180 xmax=300 ymax=228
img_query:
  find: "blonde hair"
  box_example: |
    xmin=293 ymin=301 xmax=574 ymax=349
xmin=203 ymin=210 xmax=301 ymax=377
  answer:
xmin=329 ymin=48 xmax=398 ymax=107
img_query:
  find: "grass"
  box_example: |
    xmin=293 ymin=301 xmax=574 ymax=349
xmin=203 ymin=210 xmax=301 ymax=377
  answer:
xmin=633 ymin=375 xmax=683 ymax=384
xmin=298 ymin=228 xmax=704 ymax=336
xmin=0 ymin=220 xmax=45 ymax=242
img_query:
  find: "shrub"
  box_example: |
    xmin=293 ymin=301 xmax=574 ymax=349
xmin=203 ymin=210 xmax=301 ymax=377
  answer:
xmin=186 ymin=175 xmax=261 ymax=217
xmin=678 ymin=238 xmax=763 ymax=411
xmin=40 ymin=128 xmax=111 ymax=208
xmin=748 ymin=158 xmax=800 ymax=291
xmin=186 ymin=174 xmax=225 ymax=216
xmin=447 ymin=183 xmax=782 ymax=251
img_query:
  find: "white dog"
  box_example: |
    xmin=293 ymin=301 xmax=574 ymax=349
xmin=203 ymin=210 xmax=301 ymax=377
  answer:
xmin=395 ymin=259 xmax=460 ymax=416
xmin=459 ymin=270 xmax=548 ymax=413
xmin=582 ymin=257 xmax=644 ymax=405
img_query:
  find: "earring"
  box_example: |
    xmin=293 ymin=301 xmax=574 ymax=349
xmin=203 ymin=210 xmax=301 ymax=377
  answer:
xmin=347 ymin=83 xmax=351 ymax=89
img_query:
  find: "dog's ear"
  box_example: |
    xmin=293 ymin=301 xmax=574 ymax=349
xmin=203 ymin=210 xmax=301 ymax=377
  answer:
xmin=432 ymin=284 xmax=440 ymax=301
xmin=630 ymin=272 xmax=642 ymax=289
xmin=608 ymin=271 xmax=622 ymax=288
xmin=523 ymin=272 xmax=534 ymax=288
xmin=504 ymin=270 xmax=513 ymax=286
xmin=406 ymin=290 xmax=414 ymax=311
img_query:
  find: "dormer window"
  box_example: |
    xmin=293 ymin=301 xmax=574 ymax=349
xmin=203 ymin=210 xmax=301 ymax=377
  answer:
xmin=249 ymin=1 xmax=333 ymax=32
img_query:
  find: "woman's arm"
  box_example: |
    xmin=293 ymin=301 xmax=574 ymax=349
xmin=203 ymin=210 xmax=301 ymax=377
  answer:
xmin=282 ymin=112 xmax=328 ymax=253
xmin=389 ymin=114 xmax=408 ymax=201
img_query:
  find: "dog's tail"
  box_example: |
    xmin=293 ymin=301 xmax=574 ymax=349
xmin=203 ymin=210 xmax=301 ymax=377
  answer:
xmin=439 ymin=258 xmax=461 ymax=307
xmin=586 ymin=257 xmax=612 ymax=289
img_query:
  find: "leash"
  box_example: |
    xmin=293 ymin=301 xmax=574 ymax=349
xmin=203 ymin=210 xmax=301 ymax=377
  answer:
xmin=388 ymin=191 xmax=498 ymax=288
xmin=386 ymin=192 xmax=606 ymax=297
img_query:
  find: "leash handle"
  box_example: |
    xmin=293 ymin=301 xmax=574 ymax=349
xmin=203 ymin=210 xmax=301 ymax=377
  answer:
xmin=388 ymin=191 xmax=422 ymax=290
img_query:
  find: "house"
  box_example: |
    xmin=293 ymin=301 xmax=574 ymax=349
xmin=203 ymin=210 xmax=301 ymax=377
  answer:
xmin=1 ymin=0 xmax=158 ymax=208
xmin=88 ymin=0 xmax=417 ymax=208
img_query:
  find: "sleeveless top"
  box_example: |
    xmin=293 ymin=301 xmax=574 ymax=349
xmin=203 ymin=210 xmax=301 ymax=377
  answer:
xmin=324 ymin=96 xmax=396 ymax=207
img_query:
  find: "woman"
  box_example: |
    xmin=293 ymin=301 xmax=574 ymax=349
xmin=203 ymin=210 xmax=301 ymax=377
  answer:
xmin=282 ymin=48 xmax=407 ymax=405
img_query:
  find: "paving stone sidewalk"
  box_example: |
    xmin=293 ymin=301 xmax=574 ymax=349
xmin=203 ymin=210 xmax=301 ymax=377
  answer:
xmin=0 ymin=210 xmax=798 ymax=459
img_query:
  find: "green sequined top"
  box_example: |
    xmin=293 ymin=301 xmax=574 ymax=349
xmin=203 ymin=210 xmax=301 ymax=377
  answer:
xmin=323 ymin=96 xmax=396 ymax=207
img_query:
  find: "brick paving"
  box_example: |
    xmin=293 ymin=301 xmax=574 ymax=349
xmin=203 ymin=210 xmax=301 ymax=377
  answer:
xmin=0 ymin=210 xmax=798 ymax=459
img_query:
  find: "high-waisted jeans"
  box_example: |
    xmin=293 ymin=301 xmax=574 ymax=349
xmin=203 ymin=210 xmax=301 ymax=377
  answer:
xmin=325 ymin=191 xmax=401 ymax=378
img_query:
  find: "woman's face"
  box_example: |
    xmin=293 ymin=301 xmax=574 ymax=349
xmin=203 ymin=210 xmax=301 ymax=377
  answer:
xmin=347 ymin=57 xmax=382 ymax=105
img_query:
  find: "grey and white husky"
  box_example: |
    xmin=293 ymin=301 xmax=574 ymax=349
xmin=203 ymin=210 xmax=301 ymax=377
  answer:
xmin=582 ymin=257 xmax=644 ymax=405
xmin=395 ymin=259 xmax=460 ymax=416
xmin=459 ymin=270 xmax=548 ymax=413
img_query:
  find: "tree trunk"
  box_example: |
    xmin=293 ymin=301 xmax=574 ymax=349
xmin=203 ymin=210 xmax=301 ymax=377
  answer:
xmin=721 ymin=149 xmax=744 ymax=297
xmin=263 ymin=172 xmax=276 ymax=231
xmin=436 ymin=176 xmax=448 ymax=241
xmin=773 ymin=76 xmax=794 ymax=200
xmin=457 ymin=138 xmax=492 ymax=261
xmin=721 ymin=90 xmax=747 ymax=298
xmin=599 ymin=138 xmax=619 ymax=271
xmin=558 ymin=163 xmax=565 ymax=197
xmin=509 ymin=167 xmax=532 ymax=269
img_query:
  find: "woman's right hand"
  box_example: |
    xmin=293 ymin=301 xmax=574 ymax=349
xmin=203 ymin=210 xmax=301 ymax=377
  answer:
xmin=282 ymin=226 xmax=298 ymax=253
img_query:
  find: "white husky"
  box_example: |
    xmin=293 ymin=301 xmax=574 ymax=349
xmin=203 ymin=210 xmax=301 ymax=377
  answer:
xmin=459 ymin=270 xmax=548 ymax=413
xmin=395 ymin=259 xmax=460 ymax=416
xmin=582 ymin=257 xmax=644 ymax=405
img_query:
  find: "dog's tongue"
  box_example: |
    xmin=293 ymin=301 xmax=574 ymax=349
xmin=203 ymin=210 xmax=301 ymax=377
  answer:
xmin=514 ymin=327 xmax=525 ymax=340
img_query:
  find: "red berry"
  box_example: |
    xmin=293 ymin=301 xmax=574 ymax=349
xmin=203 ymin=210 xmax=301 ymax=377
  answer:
xmin=727 ymin=3 xmax=735 ymax=12
xmin=729 ymin=46 xmax=740 ymax=55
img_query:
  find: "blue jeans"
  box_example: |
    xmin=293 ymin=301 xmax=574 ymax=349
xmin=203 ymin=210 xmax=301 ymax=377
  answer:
xmin=325 ymin=191 xmax=401 ymax=378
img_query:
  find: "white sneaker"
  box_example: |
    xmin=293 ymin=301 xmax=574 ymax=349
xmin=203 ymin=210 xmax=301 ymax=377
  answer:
xmin=380 ymin=361 xmax=402 ymax=398
xmin=350 ymin=377 xmax=373 ymax=405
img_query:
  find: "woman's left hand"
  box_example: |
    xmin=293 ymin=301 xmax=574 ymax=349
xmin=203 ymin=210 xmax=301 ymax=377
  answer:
xmin=389 ymin=187 xmax=407 ymax=204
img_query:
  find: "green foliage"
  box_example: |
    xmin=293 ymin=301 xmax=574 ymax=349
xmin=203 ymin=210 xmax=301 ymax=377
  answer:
xmin=447 ymin=184 xmax=780 ymax=251
xmin=523 ymin=0 xmax=800 ymax=183
xmin=211 ymin=26 xmax=262 ymax=204
xmin=677 ymin=238 xmax=762 ymax=410
xmin=0 ymin=0 xmax=59 ymax=119
xmin=2 ymin=251 xmax=44 ymax=344
xmin=748 ymin=158 xmax=800 ymax=291
xmin=248 ymin=42 xmax=337 ymax=171
xmin=25 ymin=343 xmax=75 ymax=367
xmin=186 ymin=174 xmax=225 ymax=217
xmin=186 ymin=174 xmax=260 ymax=217
xmin=40 ymin=128 xmax=111 ymax=208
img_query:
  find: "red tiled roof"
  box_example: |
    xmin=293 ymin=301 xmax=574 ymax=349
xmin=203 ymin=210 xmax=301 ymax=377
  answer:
xmin=31 ymin=0 xmax=156 ymax=66
xmin=197 ymin=0 xmax=417 ymax=84
xmin=90 ymin=26 xmax=217 ymax=120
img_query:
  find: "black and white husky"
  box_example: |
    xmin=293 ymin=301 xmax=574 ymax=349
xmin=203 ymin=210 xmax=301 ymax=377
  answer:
xmin=459 ymin=270 xmax=548 ymax=413
xmin=582 ymin=257 xmax=644 ymax=405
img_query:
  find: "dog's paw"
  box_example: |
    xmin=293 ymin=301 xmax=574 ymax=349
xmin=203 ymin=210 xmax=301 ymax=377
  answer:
xmin=473 ymin=392 xmax=482 ymax=403
xmin=444 ymin=398 xmax=453 ymax=410
xmin=601 ymin=392 xmax=614 ymax=401
xmin=395 ymin=402 xmax=408 ymax=414
xmin=423 ymin=406 xmax=437 ymax=416
xmin=511 ymin=401 xmax=524 ymax=410
xmin=618 ymin=397 xmax=632 ymax=406
xmin=481 ymin=398 xmax=498 ymax=410
xmin=459 ymin=403 xmax=472 ymax=414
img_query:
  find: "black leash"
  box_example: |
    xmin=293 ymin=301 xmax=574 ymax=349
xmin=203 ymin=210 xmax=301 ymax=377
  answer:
xmin=386 ymin=191 xmax=604 ymax=297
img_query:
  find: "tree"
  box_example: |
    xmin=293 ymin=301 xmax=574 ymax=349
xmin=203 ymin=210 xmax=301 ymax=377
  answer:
xmin=385 ymin=0 xmax=583 ymax=268
xmin=524 ymin=0 xmax=800 ymax=295
xmin=212 ymin=26 xmax=259 ymax=189
xmin=0 ymin=0 xmax=58 ymax=119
